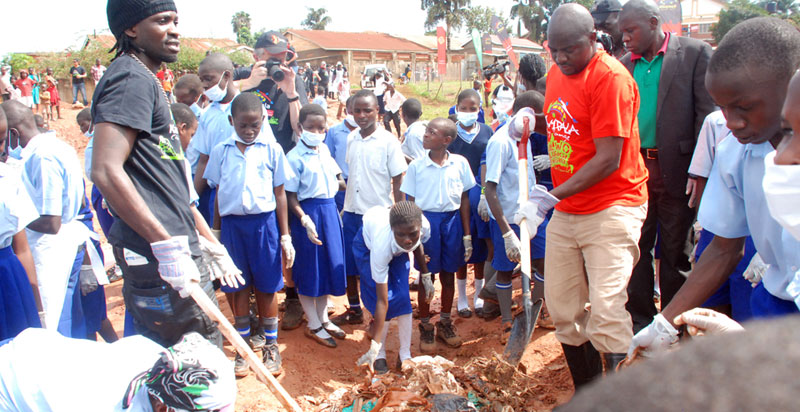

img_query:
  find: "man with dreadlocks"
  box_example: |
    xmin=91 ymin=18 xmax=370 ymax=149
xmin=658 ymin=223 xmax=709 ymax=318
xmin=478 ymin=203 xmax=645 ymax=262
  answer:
xmin=0 ymin=329 xmax=235 ymax=411
xmin=354 ymin=202 xmax=432 ymax=375
xmin=90 ymin=0 xmax=221 ymax=347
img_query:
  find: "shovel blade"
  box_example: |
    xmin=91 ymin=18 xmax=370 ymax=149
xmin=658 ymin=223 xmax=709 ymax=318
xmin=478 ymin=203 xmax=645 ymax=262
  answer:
xmin=503 ymin=298 xmax=544 ymax=366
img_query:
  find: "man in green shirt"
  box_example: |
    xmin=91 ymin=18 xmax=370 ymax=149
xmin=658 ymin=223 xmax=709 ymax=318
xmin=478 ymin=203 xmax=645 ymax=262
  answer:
xmin=619 ymin=0 xmax=714 ymax=332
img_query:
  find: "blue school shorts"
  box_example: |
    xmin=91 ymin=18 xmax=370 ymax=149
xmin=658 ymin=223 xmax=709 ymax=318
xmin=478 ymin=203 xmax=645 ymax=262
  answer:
xmin=354 ymin=229 xmax=412 ymax=320
xmin=220 ymin=211 xmax=283 ymax=294
xmin=750 ymin=283 xmax=799 ymax=319
xmin=466 ymin=185 xmax=489 ymax=264
xmin=342 ymin=211 xmax=364 ymax=277
xmin=421 ymin=210 xmax=464 ymax=274
xmin=489 ymin=218 xmax=547 ymax=272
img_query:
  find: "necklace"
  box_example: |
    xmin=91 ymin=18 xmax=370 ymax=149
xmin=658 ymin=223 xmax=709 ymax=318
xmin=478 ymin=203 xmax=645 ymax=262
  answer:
xmin=127 ymin=53 xmax=171 ymax=106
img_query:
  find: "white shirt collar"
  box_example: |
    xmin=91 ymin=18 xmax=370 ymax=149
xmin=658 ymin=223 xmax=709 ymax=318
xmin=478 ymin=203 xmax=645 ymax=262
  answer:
xmin=421 ymin=151 xmax=454 ymax=168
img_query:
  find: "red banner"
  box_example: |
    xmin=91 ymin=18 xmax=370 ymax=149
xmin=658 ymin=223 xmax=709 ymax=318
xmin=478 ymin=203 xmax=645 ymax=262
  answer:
xmin=436 ymin=25 xmax=447 ymax=77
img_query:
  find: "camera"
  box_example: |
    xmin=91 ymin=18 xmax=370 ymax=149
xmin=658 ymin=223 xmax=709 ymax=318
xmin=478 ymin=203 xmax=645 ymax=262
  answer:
xmin=596 ymin=31 xmax=615 ymax=56
xmin=265 ymin=58 xmax=284 ymax=82
xmin=482 ymin=61 xmax=510 ymax=80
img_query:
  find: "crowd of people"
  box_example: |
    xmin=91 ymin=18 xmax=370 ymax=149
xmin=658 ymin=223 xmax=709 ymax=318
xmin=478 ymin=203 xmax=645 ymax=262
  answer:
xmin=1 ymin=0 xmax=800 ymax=409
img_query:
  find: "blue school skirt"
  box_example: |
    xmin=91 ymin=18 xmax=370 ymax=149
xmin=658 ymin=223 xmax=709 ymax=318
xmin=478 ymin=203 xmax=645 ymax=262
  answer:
xmin=422 ymin=210 xmax=464 ymax=274
xmin=0 ymin=246 xmax=41 ymax=340
xmin=342 ymin=211 xmax=364 ymax=277
xmin=289 ymin=198 xmax=346 ymax=297
xmin=220 ymin=211 xmax=283 ymax=294
xmin=466 ymin=185 xmax=489 ymax=264
xmin=59 ymin=245 xmax=87 ymax=338
xmin=91 ymin=186 xmax=114 ymax=237
xmin=696 ymin=229 xmax=755 ymax=321
xmin=489 ymin=218 xmax=547 ymax=272
xmin=354 ymin=229 xmax=412 ymax=320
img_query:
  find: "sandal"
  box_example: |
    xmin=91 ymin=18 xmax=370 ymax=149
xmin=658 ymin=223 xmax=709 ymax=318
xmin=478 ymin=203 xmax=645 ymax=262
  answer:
xmin=457 ymin=308 xmax=473 ymax=318
xmin=322 ymin=322 xmax=346 ymax=340
xmin=304 ymin=326 xmax=336 ymax=348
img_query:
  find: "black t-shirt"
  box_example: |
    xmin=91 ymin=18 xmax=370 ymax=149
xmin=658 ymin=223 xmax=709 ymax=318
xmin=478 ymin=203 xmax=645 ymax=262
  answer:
xmin=233 ymin=66 xmax=309 ymax=153
xmin=91 ymin=55 xmax=199 ymax=256
xmin=317 ymin=68 xmax=329 ymax=86
xmin=69 ymin=66 xmax=86 ymax=84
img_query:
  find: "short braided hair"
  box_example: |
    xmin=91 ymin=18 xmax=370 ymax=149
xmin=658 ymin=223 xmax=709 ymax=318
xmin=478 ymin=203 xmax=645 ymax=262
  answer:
xmin=389 ymin=201 xmax=422 ymax=229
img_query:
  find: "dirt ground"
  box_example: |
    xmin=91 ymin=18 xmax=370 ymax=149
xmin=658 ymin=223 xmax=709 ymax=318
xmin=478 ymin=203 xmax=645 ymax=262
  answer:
xmin=50 ymin=96 xmax=575 ymax=411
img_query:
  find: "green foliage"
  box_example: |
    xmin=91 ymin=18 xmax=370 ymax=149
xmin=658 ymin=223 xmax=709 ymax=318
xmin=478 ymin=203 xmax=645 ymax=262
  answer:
xmin=511 ymin=0 xmax=595 ymax=43
xmin=712 ymin=0 xmax=768 ymax=44
xmin=421 ymin=0 xmax=473 ymax=50
xmin=302 ymin=7 xmax=332 ymax=30
xmin=2 ymin=53 xmax=35 ymax=75
xmin=463 ymin=6 xmax=510 ymax=34
xmin=232 ymin=11 xmax=255 ymax=47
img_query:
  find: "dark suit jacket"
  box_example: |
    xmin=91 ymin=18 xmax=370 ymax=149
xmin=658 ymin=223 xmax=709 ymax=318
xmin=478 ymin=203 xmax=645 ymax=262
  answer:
xmin=623 ymin=35 xmax=715 ymax=198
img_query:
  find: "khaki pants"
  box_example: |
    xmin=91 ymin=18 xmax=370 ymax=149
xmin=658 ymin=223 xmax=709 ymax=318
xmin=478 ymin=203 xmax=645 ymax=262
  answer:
xmin=544 ymin=204 xmax=647 ymax=353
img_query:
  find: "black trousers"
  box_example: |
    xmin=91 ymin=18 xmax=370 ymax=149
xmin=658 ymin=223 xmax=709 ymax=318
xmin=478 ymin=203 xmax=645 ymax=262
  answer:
xmin=114 ymin=246 xmax=222 ymax=348
xmin=626 ymin=156 xmax=695 ymax=333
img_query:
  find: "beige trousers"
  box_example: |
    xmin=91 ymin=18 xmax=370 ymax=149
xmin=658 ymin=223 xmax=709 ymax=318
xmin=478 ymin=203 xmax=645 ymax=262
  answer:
xmin=544 ymin=204 xmax=647 ymax=353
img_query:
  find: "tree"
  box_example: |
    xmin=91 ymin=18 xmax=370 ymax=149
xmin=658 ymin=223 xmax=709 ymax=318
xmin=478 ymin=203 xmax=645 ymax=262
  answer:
xmin=231 ymin=11 xmax=254 ymax=46
xmin=511 ymin=0 xmax=595 ymax=43
xmin=758 ymin=0 xmax=799 ymax=16
xmin=712 ymin=0 xmax=768 ymax=44
xmin=302 ymin=7 xmax=332 ymax=30
xmin=463 ymin=6 xmax=510 ymax=33
xmin=2 ymin=53 xmax=35 ymax=75
xmin=421 ymin=0 xmax=472 ymax=51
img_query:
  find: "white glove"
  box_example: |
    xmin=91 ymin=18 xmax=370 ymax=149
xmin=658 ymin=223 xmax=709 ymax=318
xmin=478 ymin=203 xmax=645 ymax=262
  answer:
xmin=673 ymin=308 xmax=744 ymax=336
xmin=301 ymin=214 xmax=323 ymax=246
xmin=79 ymin=264 xmax=99 ymax=296
xmin=478 ymin=193 xmax=490 ymax=222
xmin=150 ymin=236 xmax=201 ymax=298
xmin=627 ymin=313 xmax=679 ymax=358
xmin=513 ymin=185 xmax=559 ymax=241
xmin=280 ymin=234 xmax=295 ymax=268
xmin=532 ymin=154 xmax=551 ymax=171
xmin=502 ymin=230 xmax=521 ymax=263
xmin=420 ymin=272 xmax=435 ymax=303
xmin=356 ymin=339 xmax=382 ymax=371
xmin=198 ymin=235 xmax=245 ymax=289
xmin=743 ymin=253 xmax=767 ymax=288
xmin=463 ymin=235 xmax=473 ymax=262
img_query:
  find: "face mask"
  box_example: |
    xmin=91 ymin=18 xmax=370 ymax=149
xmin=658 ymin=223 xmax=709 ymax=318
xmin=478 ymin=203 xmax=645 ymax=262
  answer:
xmin=203 ymin=71 xmax=229 ymax=102
xmin=84 ymin=131 xmax=93 ymax=139
xmin=763 ymin=151 xmax=800 ymax=241
xmin=456 ymin=111 xmax=479 ymax=128
xmin=393 ymin=236 xmax=419 ymax=254
xmin=300 ymin=130 xmax=325 ymax=147
xmin=517 ymin=82 xmax=527 ymax=94
xmin=7 ymin=130 xmax=22 ymax=160
xmin=233 ymin=134 xmax=256 ymax=146
xmin=345 ymin=115 xmax=358 ymax=128
xmin=495 ymin=111 xmax=510 ymax=125
xmin=457 ymin=123 xmax=479 ymax=144
xmin=190 ymin=102 xmax=202 ymax=114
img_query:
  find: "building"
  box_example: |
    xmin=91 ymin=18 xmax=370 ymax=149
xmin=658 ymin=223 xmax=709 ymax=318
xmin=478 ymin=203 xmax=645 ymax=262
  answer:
xmin=284 ymin=29 xmax=435 ymax=82
xmin=82 ymin=34 xmax=253 ymax=54
xmin=680 ymin=0 xmax=727 ymax=45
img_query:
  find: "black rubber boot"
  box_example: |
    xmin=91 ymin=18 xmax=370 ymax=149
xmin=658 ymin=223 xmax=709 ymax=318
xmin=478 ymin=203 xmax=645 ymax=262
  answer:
xmin=561 ymin=342 xmax=603 ymax=391
xmin=602 ymin=352 xmax=626 ymax=374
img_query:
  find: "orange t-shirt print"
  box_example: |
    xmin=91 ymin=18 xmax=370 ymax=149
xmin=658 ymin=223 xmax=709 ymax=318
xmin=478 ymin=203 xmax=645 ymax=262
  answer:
xmin=544 ymin=52 xmax=648 ymax=215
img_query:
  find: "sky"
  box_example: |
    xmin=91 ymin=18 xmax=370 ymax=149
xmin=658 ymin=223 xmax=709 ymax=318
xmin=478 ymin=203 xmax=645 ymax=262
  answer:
xmin=1 ymin=0 xmax=512 ymax=57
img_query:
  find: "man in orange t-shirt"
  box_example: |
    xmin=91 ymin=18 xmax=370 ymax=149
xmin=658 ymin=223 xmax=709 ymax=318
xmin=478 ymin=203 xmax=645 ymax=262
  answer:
xmin=516 ymin=4 xmax=648 ymax=388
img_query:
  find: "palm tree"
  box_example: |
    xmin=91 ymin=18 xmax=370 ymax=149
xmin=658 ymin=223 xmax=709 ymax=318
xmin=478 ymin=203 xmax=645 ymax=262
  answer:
xmin=231 ymin=11 xmax=251 ymax=35
xmin=758 ymin=0 xmax=799 ymax=16
xmin=302 ymin=7 xmax=333 ymax=30
xmin=421 ymin=0 xmax=472 ymax=51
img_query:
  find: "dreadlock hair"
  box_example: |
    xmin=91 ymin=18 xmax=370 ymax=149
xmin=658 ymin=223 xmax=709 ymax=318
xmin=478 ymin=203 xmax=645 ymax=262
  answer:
xmin=389 ymin=201 xmax=423 ymax=229
xmin=110 ymin=33 xmax=143 ymax=60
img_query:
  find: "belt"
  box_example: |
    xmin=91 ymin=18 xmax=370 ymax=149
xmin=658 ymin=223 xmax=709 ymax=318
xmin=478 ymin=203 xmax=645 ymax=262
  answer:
xmin=641 ymin=148 xmax=658 ymax=160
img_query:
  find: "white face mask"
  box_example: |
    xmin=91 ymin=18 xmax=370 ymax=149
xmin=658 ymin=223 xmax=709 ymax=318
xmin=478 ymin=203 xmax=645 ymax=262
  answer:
xmin=300 ymin=130 xmax=325 ymax=147
xmin=456 ymin=111 xmax=479 ymax=127
xmin=203 ymin=71 xmax=229 ymax=102
xmin=345 ymin=115 xmax=358 ymax=128
xmin=763 ymin=151 xmax=800 ymax=241
xmin=233 ymin=134 xmax=256 ymax=146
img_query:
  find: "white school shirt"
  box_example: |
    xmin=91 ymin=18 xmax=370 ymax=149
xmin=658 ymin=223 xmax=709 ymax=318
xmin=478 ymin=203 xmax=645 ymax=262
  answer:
xmin=203 ymin=133 xmax=293 ymax=217
xmin=383 ymin=91 xmax=406 ymax=113
xmin=698 ymin=136 xmax=800 ymax=302
xmin=484 ymin=124 xmax=537 ymax=220
xmin=362 ymin=206 xmax=431 ymax=284
xmin=0 ymin=328 xmax=164 ymax=412
xmin=401 ymin=121 xmax=427 ymax=161
xmin=400 ymin=152 xmax=475 ymax=212
xmin=83 ymin=133 xmax=94 ymax=182
xmin=325 ymin=121 xmax=353 ymax=179
xmin=285 ymin=142 xmax=341 ymax=201
xmin=688 ymin=110 xmax=729 ymax=178
xmin=374 ymin=77 xmax=387 ymax=96
xmin=0 ymin=167 xmax=39 ymax=248
xmin=21 ymin=132 xmax=83 ymax=224
xmin=343 ymin=128 xmax=408 ymax=215
xmin=312 ymin=96 xmax=328 ymax=110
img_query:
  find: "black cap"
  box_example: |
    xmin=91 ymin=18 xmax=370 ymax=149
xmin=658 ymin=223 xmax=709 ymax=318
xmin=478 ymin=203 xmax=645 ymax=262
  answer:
xmin=107 ymin=0 xmax=177 ymax=39
xmin=591 ymin=0 xmax=622 ymax=16
xmin=254 ymin=31 xmax=289 ymax=54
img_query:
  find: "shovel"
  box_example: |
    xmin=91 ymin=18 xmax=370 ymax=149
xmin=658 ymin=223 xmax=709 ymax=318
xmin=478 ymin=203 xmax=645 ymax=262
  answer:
xmin=502 ymin=114 xmax=543 ymax=366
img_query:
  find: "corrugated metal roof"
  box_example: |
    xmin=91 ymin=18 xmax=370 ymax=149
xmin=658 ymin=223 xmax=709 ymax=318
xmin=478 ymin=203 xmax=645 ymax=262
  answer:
xmin=286 ymin=30 xmax=432 ymax=53
xmin=460 ymin=35 xmax=544 ymax=51
xmin=83 ymin=35 xmax=251 ymax=53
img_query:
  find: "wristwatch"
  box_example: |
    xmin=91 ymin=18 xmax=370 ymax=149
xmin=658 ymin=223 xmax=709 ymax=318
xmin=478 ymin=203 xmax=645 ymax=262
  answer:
xmin=286 ymin=95 xmax=300 ymax=103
